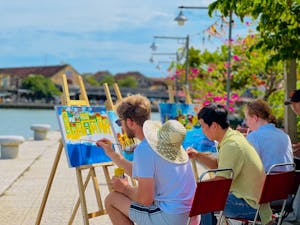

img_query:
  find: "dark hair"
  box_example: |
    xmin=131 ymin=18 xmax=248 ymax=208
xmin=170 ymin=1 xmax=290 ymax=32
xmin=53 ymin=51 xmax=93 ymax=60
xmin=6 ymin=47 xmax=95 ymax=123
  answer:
xmin=116 ymin=94 xmax=151 ymax=126
xmin=246 ymin=99 xmax=277 ymax=124
xmin=198 ymin=103 xmax=230 ymax=129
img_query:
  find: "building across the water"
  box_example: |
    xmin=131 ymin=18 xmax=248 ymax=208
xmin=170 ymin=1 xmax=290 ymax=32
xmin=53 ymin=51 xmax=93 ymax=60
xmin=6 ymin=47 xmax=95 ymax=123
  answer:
xmin=0 ymin=64 xmax=171 ymax=105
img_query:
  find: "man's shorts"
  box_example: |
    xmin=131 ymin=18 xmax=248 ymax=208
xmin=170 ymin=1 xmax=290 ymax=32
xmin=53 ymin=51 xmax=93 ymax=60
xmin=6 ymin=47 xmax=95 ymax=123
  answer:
xmin=129 ymin=202 xmax=189 ymax=225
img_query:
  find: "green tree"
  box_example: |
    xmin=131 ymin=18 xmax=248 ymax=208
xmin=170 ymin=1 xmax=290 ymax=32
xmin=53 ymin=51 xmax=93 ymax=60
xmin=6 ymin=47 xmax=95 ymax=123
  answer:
xmin=99 ymin=74 xmax=115 ymax=86
xmin=82 ymin=73 xmax=99 ymax=86
xmin=21 ymin=75 xmax=61 ymax=100
xmin=208 ymin=0 xmax=300 ymax=140
xmin=117 ymin=76 xmax=137 ymax=88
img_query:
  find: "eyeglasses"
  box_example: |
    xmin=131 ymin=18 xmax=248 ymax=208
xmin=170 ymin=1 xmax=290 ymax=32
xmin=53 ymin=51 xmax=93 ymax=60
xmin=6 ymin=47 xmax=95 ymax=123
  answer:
xmin=115 ymin=118 xmax=123 ymax=127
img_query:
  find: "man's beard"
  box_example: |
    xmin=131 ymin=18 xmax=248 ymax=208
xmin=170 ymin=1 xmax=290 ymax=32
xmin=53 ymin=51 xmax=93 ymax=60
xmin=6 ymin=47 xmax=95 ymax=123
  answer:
xmin=124 ymin=123 xmax=135 ymax=139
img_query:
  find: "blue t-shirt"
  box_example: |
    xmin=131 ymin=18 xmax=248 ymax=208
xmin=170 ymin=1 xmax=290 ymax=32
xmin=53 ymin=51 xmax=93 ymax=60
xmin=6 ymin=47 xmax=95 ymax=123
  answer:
xmin=132 ymin=139 xmax=196 ymax=214
xmin=247 ymin=123 xmax=293 ymax=172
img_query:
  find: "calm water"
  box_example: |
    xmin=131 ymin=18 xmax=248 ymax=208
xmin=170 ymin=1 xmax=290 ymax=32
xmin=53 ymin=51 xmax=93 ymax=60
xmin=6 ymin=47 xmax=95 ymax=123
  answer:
xmin=0 ymin=108 xmax=160 ymax=139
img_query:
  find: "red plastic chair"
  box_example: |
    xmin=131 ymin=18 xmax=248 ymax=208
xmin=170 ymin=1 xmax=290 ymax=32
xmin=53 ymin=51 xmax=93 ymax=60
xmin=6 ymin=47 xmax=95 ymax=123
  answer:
xmin=227 ymin=162 xmax=296 ymax=225
xmin=187 ymin=168 xmax=234 ymax=225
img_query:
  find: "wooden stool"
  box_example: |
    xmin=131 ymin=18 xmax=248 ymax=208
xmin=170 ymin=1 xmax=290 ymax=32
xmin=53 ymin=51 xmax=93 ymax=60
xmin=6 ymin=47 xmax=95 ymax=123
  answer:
xmin=0 ymin=136 xmax=25 ymax=159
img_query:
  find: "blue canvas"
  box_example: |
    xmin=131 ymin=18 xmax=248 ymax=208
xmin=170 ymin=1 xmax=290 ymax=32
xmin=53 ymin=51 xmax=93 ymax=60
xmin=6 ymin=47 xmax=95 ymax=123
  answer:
xmin=56 ymin=106 xmax=115 ymax=167
xmin=107 ymin=110 xmax=138 ymax=161
xmin=158 ymin=103 xmax=216 ymax=153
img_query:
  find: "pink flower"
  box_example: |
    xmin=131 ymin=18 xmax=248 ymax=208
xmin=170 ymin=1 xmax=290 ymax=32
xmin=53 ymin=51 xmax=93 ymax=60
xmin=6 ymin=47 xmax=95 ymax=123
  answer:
xmin=190 ymin=68 xmax=199 ymax=75
xmin=231 ymin=93 xmax=239 ymax=99
xmin=228 ymin=106 xmax=235 ymax=112
xmin=208 ymin=67 xmax=213 ymax=72
xmin=213 ymin=96 xmax=223 ymax=102
xmin=203 ymin=101 xmax=211 ymax=106
xmin=232 ymin=55 xmax=240 ymax=61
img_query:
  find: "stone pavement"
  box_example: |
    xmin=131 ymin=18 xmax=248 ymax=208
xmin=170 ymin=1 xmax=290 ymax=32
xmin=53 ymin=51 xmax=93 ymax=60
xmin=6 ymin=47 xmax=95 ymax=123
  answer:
xmin=0 ymin=131 xmax=113 ymax=225
xmin=0 ymin=131 xmax=299 ymax=225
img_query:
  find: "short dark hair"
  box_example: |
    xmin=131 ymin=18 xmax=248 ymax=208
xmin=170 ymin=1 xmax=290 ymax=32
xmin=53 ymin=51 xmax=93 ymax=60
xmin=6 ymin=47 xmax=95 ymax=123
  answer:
xmin=198 ymin=103 xmax=229 ymax=129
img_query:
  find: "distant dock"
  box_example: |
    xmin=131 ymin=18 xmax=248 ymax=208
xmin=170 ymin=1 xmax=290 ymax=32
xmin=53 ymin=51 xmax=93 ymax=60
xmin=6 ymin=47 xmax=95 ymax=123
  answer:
xmin=0 ymin=102 xmax=159 ymax=111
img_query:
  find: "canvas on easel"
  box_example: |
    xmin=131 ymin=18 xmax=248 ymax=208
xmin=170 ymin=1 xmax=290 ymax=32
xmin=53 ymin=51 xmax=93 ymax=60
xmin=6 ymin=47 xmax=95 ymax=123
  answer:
xmin=103 ymin=83 xmax=139 ymax=161
xmin=56 ymin=105 xmax=115 ymax=167
xmin=35 ymin=73 xmax=114 ymax=225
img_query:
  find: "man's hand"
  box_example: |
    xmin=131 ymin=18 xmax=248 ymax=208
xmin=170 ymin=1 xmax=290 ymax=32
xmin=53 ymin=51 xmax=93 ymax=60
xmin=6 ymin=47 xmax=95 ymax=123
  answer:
xmin=186 ymin=147 xmax=199 ymax=159
xmin=111 ymin=176 xmax=129 ymax=194
xmin=96 ymin=138 xmax=114 ymax=156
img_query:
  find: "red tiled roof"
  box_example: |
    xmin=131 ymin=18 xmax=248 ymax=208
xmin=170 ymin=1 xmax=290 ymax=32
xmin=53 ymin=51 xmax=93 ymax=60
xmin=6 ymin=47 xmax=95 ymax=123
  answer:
xmin=0 ymin=65 xmax=68 ymax=78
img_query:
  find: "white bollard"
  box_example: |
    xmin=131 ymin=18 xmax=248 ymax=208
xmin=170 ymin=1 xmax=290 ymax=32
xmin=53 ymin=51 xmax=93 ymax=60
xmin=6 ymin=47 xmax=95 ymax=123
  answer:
xmin=0 ymin=136 xmax=25 ymax=159
xmin=30 ymin=124 xmax=51 ymax=140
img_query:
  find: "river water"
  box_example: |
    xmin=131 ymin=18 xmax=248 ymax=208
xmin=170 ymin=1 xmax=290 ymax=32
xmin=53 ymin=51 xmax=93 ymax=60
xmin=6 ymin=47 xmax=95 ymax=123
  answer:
xmin=0 ymin=108 xmax=160 ymax=139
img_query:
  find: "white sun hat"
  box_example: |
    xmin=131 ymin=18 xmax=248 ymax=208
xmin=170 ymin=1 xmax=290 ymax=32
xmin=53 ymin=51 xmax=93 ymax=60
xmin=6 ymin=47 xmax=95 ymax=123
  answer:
xmin=143 ymin=119 xmax=188 ymax=164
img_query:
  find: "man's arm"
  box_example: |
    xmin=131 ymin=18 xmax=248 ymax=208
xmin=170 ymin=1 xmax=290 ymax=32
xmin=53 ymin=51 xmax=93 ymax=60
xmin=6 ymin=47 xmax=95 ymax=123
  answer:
xmin=186 ymin=148 xmax=218 ymax=169
xmin=96 ymin=138 xmax=132 ymax=176
xmin=111 ymin=177 xmax=155 ymax=206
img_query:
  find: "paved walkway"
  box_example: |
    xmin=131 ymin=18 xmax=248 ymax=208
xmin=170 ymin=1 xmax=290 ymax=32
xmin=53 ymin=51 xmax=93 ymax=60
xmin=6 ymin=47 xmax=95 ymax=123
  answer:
xmin=0 ymin=131 xmax=299 ymax=225
xmin=0 ymin=131 xmax=113 ymax=225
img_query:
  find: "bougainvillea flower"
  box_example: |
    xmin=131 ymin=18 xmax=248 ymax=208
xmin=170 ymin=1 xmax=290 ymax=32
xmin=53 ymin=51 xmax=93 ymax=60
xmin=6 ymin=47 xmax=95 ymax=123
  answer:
xmin=232 ymin=55 xmax=240 ymax=61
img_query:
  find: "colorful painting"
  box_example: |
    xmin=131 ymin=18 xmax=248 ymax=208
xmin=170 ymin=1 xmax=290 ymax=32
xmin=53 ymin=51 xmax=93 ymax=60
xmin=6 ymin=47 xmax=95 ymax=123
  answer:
xmin=56 ymin=106 xmax=115 ymax=167
xmin=107 ymin=110 xmax=138 ymax=161
xmin=158 ymin=103 xmax=200 ymax=129
xmin=158 ymin=103 xmax=216 ymax=152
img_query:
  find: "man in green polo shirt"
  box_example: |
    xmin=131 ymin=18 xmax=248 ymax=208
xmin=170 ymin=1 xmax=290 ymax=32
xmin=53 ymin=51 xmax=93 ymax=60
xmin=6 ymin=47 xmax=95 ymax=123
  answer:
xmin=186 ymin=103 xmax=272 ymax=225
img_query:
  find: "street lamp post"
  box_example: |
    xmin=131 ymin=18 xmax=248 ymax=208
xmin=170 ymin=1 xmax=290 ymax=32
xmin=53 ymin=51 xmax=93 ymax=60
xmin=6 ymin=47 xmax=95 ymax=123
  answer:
xmin=151 ymin=35 xmax=190 ymax=97
xmin=175 ymin=6 xmax=233 ymax=109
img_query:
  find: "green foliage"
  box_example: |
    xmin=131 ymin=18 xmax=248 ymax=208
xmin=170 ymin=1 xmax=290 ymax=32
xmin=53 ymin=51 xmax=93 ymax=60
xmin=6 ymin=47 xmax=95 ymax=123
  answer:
xmin=209 ymin=0 xmax=300 ymax=64
xmin=168 ymin=34 xmax=290 ymax=119
xmin=82 ymin=74 xmax=99 ymax=86
xmin=21 ymin=74 xmax=61 ymax=99
xmin=117 ymin=76 xmax=137 ymax=88
xmin=99 ymin=74 xmax=115 ymax=86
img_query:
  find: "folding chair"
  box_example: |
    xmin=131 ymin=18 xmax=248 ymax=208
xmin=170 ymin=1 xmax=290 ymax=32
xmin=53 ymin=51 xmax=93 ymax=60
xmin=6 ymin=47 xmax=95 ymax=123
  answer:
xmin=271 ymin=169 xmax=300 ymax=221
xmin=187 ymin=168 xmax=234 ymax=225
xmin=227 ymin=162 xmax=296 ymax=225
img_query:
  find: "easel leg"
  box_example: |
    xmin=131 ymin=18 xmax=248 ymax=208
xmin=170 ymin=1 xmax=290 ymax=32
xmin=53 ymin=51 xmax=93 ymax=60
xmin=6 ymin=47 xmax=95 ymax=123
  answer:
xmin=191 ymin=158 xmax=199 ymax=181
xmin=35 ymin=141 xmax=63 ymax=225
xmin=68 ymin=170 xmax=92 ymax=225
xmin=76 ymin=168 xmax=89 ymax=225
xmin=102 ymin=163 xmax=113 ymax=192
xmin=91 ymin=167 xmax=106 ymax=214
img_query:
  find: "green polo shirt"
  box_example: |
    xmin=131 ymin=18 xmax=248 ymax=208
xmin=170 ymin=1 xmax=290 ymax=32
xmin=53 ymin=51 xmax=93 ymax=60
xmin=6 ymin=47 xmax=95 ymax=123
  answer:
xmin=217 ymin=128 xmax=272 ymax=224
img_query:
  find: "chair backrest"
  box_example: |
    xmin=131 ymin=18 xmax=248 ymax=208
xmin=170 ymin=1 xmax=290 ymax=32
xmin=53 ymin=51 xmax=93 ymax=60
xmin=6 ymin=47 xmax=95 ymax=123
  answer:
xmin=189 ymin=168 xmax=233 ymax=217
xmin=292 ymin=170 xmax=300 ymax=194
xmin=259 ymin=163 xmax=296 ymax=204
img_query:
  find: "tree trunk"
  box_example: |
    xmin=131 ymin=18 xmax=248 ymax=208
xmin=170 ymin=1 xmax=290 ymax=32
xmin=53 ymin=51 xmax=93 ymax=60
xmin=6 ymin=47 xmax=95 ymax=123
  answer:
xmin=284 ymin=59 xmax=297 ymax=143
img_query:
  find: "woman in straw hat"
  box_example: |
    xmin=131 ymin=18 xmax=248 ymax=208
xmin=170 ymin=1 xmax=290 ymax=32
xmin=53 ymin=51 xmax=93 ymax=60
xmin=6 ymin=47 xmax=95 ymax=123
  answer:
xmin=96 ymin=94 xmax=196 ymax=225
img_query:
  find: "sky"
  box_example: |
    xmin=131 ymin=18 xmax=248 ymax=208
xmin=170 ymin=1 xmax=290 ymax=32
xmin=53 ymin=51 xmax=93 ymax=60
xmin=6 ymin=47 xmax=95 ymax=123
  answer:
xmin=0 ymin=0 xmax=256 ymax=78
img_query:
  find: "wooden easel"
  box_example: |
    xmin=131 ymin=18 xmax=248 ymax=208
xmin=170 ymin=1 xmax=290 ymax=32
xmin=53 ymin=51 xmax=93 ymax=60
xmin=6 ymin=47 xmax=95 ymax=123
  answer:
xmin=182 ymin=85 xmax=199 ymax=179
xmin=35 ymin=74 xmax=113 ymax=225
xmin=103 ymin=82 xmax=138 ymax=186
xmin=167 ymin=83 xmax=199 ymax=180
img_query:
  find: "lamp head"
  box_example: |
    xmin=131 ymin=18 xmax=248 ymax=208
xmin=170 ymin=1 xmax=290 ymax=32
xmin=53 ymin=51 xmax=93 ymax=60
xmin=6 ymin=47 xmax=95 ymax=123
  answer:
xmin=150 ymin=41 xmax=158 ymax=51
xmin=149 ymin=56 xmax=154 ymax=63
xmin=174 ymin=10 xmax=188 ymax=26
